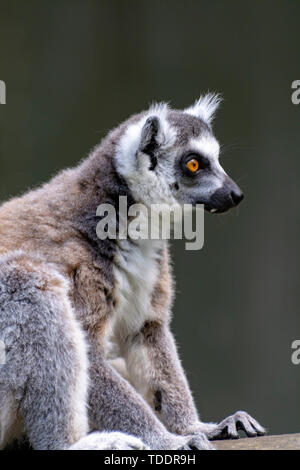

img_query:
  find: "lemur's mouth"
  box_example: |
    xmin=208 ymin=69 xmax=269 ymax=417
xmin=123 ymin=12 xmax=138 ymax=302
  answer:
xmin=194 ymin=201 xmax=221 ymax=213
xmin=201 ymin=203 xmax=227 ymax=214
xmin=204 ymin=204 xmax=227 ymax=214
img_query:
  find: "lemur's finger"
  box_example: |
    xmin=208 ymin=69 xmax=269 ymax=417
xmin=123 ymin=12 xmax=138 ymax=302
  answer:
xmin=249 ymin=418 xmax=266 ymax=436
xmin=226 ymin=420 xmax=239 ymax=439
xmin=214 ymin=419 xmax=238 ymax=439
xmin=234 ymin=411 xmax=265 ymax=436
xmin=236 ymin=419 xmax=257 ymax=437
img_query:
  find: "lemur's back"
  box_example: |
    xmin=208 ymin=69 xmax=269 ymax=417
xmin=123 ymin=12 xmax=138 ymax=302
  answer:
xmin=0 ymin=170 xmax=78 ymax=258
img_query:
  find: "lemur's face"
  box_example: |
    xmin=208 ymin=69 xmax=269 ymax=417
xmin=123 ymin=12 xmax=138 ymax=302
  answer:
xmin=116 ymin=94 xmax=243 ymax=213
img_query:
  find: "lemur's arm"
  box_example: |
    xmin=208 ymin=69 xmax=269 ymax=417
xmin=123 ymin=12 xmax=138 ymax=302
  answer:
xmin=87 ymin=338 xmax=212 ymax=450
xmin=122 ymin=246 xmax=265 ymax=440
xmin=123 ymin=320 xmax=264 ymax=439
xmin=123 ymin=320 xmax=199 ymax=433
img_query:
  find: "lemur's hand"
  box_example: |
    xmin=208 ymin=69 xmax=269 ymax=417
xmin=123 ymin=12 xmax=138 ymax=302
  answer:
xmin=161 ymin=432 xmax=215 ymax=450
xmin=188 ymin=411 xmax=265 ymax=441
xmin=210 ymin=411 xmax=266 ymax=440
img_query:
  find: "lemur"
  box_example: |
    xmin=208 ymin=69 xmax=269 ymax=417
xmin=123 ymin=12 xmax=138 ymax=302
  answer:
xmin=0 ymin=94 xmax=265 ymax=450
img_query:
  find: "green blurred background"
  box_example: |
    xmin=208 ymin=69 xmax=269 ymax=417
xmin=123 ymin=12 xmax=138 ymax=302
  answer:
xmin=0 ymin=0 xmax=299 ymax=435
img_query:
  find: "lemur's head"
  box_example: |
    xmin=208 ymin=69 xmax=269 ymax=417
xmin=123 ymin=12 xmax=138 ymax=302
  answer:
xmin=115 ymin=94 xmax=243 ymax=213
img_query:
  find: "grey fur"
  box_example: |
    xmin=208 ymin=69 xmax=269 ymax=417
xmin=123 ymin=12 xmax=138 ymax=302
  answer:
xmin=169 ymin=110 xmax=210 ymax=145
xmin=0 ymin=252 xmax=88 ymax=449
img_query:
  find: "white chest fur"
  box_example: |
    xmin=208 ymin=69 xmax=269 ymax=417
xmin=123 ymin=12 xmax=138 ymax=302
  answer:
xmin=113 ymin=239 xmax=163 ymax=335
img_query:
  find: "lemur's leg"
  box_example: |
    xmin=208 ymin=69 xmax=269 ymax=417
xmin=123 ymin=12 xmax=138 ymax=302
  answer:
xmin=88 ymin=340 xmax=213 ymax=450
xmin=123 ymin=320 xmax=265 ymax=440
xmin=0 ymin=253 xmax=89 ymax=449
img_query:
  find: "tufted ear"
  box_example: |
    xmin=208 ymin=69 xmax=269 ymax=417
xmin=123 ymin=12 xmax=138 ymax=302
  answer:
xmin=139 ymin=116 xmax=160 ymax=156
xmin=116 ymin=102 xmax=176 ymax=176
xmin=184 ymin=93 xmax=222 ymax=126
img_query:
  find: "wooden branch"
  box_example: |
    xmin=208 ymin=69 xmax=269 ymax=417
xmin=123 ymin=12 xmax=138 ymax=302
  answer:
xmin=215 ymin=433 xmax=300 ymax=450
xmin=7 ymin=433 xmax=300 ymax=450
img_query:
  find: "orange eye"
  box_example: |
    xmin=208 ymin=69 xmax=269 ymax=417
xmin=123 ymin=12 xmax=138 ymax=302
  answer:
xmin=186 ymin=158 xmax=199 ymax=173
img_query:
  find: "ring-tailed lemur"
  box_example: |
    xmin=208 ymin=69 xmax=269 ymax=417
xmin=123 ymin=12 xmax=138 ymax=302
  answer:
xmin=0 ymin=94 xmax=265 ymax=450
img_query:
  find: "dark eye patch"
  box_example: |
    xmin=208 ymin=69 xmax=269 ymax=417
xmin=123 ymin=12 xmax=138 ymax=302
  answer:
xmin=170 ymin=181 xmax=179 ymax=190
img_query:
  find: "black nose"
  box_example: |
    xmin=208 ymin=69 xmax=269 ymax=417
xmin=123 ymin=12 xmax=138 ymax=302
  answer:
xmin=231 ymin=188 xmax=244 ymax=206
xmin=205 ymin=176 xmax=244 ymax=213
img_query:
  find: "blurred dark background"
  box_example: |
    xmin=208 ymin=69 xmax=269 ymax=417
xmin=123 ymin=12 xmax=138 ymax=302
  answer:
xmin=0 ymin=0 xmax=299 ymax=435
